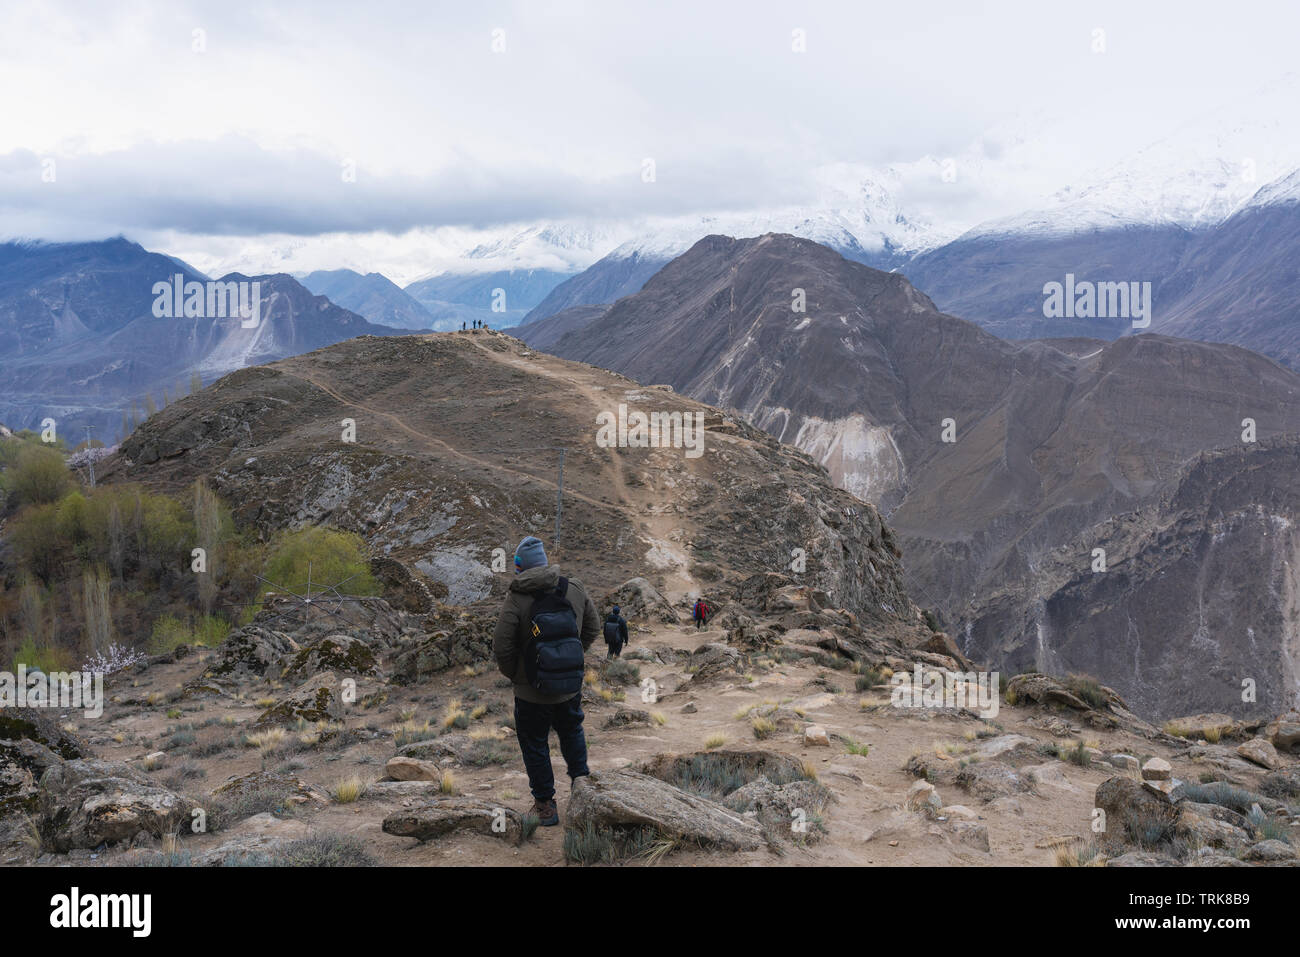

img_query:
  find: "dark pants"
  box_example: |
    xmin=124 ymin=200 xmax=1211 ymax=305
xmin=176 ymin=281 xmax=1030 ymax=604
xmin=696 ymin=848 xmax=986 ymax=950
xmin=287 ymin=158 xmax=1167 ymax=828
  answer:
xmin=695 ymin=617 xmax=705 ymax=629
xmin=514 ymin=695 xmax=589 ymax=802
xmin=605 ymin=639 xmax=623 ymax=658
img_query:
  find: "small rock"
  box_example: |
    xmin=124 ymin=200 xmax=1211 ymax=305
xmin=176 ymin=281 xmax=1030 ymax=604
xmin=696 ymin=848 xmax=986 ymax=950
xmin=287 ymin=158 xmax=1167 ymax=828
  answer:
xmin=603 ymin=708 xmax=652 ymax=729
xmin=1108 ymin=753 xmax=1140 ymax=771
xmin=905 ymin=779 xmax=942 ymax=811
xmin=385 ymin=756 xmax=443 ymax=782
xmin=382 ymin=798 xmax=524 ymax=844
xmin=803 ymin=725 xmax=830 ymax=747
xmin=1236 ymin=737 xmax=1282 ymax=770
xmin=1140 ymin=757 xmax=1171 ymax=781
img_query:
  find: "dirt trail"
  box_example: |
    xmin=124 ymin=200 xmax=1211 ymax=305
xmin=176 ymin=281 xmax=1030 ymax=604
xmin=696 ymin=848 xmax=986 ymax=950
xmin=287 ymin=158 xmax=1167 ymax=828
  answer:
xmin=462 ymin=332 xmax=700 ymax=602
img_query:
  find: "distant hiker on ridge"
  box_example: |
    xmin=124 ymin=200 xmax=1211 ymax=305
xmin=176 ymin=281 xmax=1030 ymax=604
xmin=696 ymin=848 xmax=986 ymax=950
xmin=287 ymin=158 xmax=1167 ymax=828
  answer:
xmin=492 ymin=535 xmax=599 ymax=827
xmin=692 ymin=597 xmax=709 ymax=630
xmin=603 ymin=605 xmax=629 ymax=659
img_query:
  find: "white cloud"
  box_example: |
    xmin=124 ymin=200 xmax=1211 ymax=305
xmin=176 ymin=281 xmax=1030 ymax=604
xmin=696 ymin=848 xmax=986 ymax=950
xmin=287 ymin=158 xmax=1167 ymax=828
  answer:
xmin=2 ymin=0 xmax=1298 ymax=276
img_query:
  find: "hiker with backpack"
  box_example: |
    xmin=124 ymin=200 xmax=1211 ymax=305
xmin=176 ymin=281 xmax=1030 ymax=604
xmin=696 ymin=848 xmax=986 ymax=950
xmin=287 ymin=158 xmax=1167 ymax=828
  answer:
xmin=692 ymin=597 xmax=709 ymax=630
xmin=492 ymin=535 xmax=599 ymax=826
xmin=602 ymin=605 xmax=629 ymax=659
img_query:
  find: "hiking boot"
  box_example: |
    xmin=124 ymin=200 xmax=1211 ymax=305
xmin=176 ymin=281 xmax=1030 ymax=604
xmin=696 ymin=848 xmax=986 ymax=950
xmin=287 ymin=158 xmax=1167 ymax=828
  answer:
xmin=532 ymin=798 xmax=559 ymax=827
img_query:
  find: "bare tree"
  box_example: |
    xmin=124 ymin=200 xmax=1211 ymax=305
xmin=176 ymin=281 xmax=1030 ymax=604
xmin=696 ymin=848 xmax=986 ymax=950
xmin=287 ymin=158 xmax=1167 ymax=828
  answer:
xmin=81 ymin=566 xmax=112 ymax=653
xmin=194 ymin=479 xmax=222 ymax=616
xmin=107 ymin=499 xmax=125 ymax=579
xmin=19 ymin=578 xmax=44 ymax=644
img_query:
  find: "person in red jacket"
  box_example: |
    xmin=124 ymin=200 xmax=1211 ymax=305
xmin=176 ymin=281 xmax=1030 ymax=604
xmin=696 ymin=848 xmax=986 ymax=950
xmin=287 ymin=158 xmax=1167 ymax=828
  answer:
xmin=692 ymin=597 xmax=709 ymax=630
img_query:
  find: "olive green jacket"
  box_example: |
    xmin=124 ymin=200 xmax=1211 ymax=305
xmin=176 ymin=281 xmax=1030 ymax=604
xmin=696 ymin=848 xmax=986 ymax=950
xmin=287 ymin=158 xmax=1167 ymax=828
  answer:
xmin=493 ymin=565 xmax=600 ymax=703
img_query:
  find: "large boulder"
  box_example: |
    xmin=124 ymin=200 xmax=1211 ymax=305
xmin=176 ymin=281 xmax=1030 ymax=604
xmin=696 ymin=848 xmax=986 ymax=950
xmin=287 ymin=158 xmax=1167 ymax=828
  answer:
xmin=1176 ymin=803 xmax=1250 ymax=849
xmin=253 ymin=672 xmax=346 ymax=728
xmin=38 ymin=759 xmax=197 ymax=852
xmin=604 ymin=577 xmax=678 ymax=625
xmin=369 ymin=555 xmax=444 ymax=613
xmin=956 ymin=762 xmax=1029 ymax=801
xmin=203 ymin=624 xmax=300 ymax=681
xmin=282 ymin=634 xmax=378 ymax=678
xmin=1236 ymin=737 xmax=1283 ymax=770
xmin=391 ymin=619 xmax=493 ymax=684
xmin=1265 ymin=711 xmax=1300 ymax=755
xmin=1244 ymin=839 xmax=1297 ymax=862
xmin=0 ymin=706 xmax=89 ymax=760
xmin=210 ymin=770 xmax=329 ymax=809
xmin=0 ymin=708 xmax=90 ymax=817
xmin=682 ymin=643 xmax=743 ymax=686
xmin=384 ymin=756 xmax=443 ymax=782
xmin=566 ymin=770 xmax=765 ymax=851
xmin=1094 ymin=776 xmax=1179 ymax=847
xmin=395 ymin=734 xmax=474 ymax=764
xmin=382 ymin=798 xmax=524 ymax=844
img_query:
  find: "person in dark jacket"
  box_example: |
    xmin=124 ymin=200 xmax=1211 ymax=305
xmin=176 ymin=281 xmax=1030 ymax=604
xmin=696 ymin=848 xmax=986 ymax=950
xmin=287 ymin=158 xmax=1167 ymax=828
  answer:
xmin=492 ymin=535 xmax=599 ymax=826
xmin=602 ymin=605 xmax=629 ymax=659
xmin=692 ymin=597 xmax=709 ymax=630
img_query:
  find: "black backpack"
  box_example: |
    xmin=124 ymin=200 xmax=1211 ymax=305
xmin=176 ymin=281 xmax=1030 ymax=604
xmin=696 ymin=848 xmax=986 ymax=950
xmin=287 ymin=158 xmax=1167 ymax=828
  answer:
xmin=523 ymin=577 xmax=585 ymax=695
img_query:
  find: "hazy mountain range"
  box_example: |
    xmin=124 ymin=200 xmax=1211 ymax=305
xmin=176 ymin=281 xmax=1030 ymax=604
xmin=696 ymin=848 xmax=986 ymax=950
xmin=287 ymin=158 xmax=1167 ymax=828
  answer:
xmin=0 ymin=239 xmax=402 ymax=441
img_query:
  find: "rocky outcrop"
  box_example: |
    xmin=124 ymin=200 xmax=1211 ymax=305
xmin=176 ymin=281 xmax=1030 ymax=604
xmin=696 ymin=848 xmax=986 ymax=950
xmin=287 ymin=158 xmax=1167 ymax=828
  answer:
xmin=604 ymin=577 xmax=678 ymax=625
xmin=282 ymin=634 xmax=379 ymax=678
xmin=252 ymin=672 xmax=346 ymax=728
xmin=565 ymin=770 xmax=765 ymax=851
xmin=391 ymin=618 xmax=493 ymax=684
xmin=38 ymin=759 xmax=197 ymax=852
xmin=382 ymin=798 xmax=524 ymax=844
xmin=0 ymin=708 xmax=91 ymax=817
xmin=204 ymin=624 xmax=300 ymax=681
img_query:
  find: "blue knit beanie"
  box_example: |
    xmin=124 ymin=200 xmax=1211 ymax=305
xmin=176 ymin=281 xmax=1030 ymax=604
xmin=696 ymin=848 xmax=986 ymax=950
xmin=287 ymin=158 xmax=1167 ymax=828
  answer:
xmin=514 ymin=536 xmax=548 ymax=571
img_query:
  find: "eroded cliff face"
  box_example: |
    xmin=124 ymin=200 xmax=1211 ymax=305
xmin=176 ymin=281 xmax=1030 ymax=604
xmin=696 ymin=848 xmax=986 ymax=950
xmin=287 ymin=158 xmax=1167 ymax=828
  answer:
xmin=962 ymin=438 xmax=1300 ymax=720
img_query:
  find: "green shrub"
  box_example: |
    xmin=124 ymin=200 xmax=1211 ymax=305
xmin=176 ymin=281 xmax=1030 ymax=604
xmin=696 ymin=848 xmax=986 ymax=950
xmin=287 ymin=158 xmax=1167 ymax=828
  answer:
xmin=148 ymin=614 xmax=230 ymax=654
xmin=249 ymin=527 xmax=379 ymax=617
xmin=1064 ymin=674 xmax=1108 ymax=710
xmin=8 ymin=637 xmax=77 ymax=674
xmin=1 ymin=444 xmax=71 ymax=507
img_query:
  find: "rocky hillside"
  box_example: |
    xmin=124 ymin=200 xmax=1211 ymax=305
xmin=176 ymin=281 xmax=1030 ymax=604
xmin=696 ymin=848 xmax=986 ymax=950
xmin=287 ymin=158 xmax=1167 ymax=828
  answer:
xmin=522 ymin=233 xmax=1300 ymax=721
xmin=4 ymin=580 xmax=1297 ymax=869
xmin=105 ymin=328 xmax=920 ymax=630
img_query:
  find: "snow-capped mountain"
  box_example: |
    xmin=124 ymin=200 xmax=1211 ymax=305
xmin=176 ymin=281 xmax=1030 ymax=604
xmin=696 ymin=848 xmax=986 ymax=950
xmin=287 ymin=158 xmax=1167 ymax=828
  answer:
xmin=964 ymin=74 xmax=1300 ymax=240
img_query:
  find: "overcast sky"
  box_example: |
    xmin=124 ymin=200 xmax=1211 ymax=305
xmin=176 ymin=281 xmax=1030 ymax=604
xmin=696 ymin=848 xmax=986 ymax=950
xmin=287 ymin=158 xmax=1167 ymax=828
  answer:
xmin=2 ymin=0 xmax=1298 ymax=278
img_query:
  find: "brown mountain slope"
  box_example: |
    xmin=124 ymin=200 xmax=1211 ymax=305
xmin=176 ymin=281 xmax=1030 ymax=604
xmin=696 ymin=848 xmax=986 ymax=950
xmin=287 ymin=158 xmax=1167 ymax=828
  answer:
xmin=528 ymin=233 xmax=1300 ymax=719
xmin=104 ymin=329 xmax=919 ymax=632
